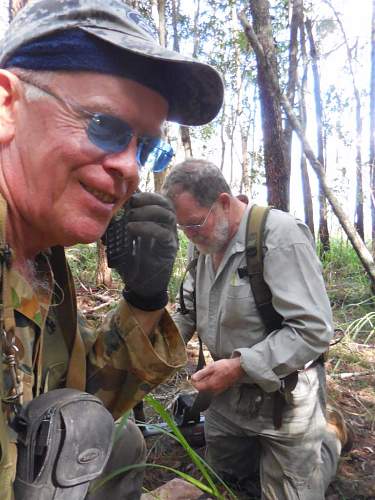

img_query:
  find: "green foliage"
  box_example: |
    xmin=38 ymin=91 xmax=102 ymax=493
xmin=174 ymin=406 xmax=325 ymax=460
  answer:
xmin=321 ymin=238 xmax=372 ymax=307
xmin=66 ymin=243 xmax=99 ymax=286
xmin=144 ymin=395 xmax=235 ymax=498
xmin=91 ymin=395 xmax=235 ymax=498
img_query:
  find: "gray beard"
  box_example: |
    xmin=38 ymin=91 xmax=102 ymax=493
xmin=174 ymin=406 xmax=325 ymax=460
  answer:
xmin=195 ymin=216 xmax=230 ymax=255
xmin=17 ymin=258 xmax=51 ymax=293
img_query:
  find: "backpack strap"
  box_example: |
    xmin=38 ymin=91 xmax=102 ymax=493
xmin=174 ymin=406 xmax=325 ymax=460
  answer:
xmin=49 ymin=246 xmax=86 ymax=391
xmin=0 ymin=195 xmax=22 ymax=409
xmin=245 ymin=205 xmax=298 ymax=429
xmin=178 ymin=257 xmax=198 ymax=316
xmin=245 ymin=205 xmax=283 ymax=334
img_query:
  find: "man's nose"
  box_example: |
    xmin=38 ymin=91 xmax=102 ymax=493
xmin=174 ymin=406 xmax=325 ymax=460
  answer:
xmin=101 ymin=136 xmax=139 ymax=181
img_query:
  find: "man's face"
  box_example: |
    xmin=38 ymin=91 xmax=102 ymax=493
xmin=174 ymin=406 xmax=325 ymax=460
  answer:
xmin=5 ymin=72 xmax=168 ymax=249
xmin=174 ymin=191 xmax=230 ymax=255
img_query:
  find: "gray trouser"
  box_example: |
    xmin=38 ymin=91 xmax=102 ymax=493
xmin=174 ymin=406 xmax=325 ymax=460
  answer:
xmin=86 ymin=420 xmax=147 ymax=500
xmin=205 ymin=365 xmax=341 ymax=500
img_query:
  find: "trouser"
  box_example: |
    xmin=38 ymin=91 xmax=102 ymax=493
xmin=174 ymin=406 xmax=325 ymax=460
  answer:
xmin=205 ymin=365 xmax=341 ymax=500
xmin=86 ymin=420 xmax=147 ymax=500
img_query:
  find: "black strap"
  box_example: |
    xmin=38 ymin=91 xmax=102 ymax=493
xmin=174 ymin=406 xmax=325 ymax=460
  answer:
xmin=245 ymin=205 xmax=283 ymax=334
xmin=178 ymin=257 xmax=198 ymax=315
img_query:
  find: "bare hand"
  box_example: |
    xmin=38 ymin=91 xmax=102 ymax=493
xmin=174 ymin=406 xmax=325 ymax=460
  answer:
xmin=191 ymin=358 xmax=245 ymax=395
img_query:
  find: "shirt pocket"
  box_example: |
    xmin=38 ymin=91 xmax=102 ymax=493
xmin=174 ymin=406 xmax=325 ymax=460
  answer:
xmin=226 ymin=282 xmax=251 ymax=299
xmin=220 ymin=282 xmax=258 ymax=333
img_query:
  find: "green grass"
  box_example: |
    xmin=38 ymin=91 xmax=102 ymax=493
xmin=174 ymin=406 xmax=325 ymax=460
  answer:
xmin=321 ymin=239 xmax=372 ymax=305
xmin=90 ymin=395 xmax=235 ymax=499
xmin=66 ymin=243 xmax=100 ymax=286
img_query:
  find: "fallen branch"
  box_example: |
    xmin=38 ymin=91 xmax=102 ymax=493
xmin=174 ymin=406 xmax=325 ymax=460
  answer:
xmin=82 ymin=300 xmax=115 ymax=314
xmin=352 ymin=343 xmax=375 ymax=350
xmin=330 ymin=371 xmax=375 ymax=379
xmin=238 ymin=11 xmax=375 ymax=287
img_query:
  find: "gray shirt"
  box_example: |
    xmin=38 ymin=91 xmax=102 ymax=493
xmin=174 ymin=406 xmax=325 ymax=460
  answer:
xmin=173 ymin=204 xmax=333 ymax=393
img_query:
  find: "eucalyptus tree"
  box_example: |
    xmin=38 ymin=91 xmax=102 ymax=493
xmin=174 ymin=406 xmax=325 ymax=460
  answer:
xmin=370 ymin=0 xmax=375 ymax=254
xmin=306 ymin=17 xmax=330 ymax=253
xmin=298 ymin=10 xmax=315 ymax=235
xmin=8 ymin=0 xmax=27 ymax=20
xmin=239 ymin=4 xmax=375 ymax=287
xmin=248 ymin=0 xmax=290 ymax=211
xmin=324 ymin=0 xmax=365 ymax=241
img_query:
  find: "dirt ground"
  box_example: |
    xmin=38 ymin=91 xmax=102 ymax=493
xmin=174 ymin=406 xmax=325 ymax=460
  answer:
xmin=77 ymin=288 xmax=375 ymax=500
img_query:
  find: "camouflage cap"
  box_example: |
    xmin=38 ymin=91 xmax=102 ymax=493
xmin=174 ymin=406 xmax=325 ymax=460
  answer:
xmin=0 ymin=0 xmax=224 ymax=126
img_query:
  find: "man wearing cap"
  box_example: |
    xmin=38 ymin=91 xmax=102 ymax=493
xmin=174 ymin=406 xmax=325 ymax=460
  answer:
xmin=0 ymin=1 xmax=223 ymax=499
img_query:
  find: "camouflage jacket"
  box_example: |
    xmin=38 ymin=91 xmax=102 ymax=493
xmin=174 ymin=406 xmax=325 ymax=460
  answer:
xmin=0 ymin=230 xmax=186 ymax=498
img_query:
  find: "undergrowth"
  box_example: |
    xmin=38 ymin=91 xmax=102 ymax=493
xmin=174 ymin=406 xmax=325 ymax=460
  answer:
xmin=68 ymin=237 xmax=375 ymax=497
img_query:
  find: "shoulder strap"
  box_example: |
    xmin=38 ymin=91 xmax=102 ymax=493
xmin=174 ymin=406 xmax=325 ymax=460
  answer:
xmin=49 ymin=246 xmax=86 ymax=391
xmin=246 ymin=205 xmax=283 ymax=334
xmin=178 ymin=252 xmax=199 ymax=316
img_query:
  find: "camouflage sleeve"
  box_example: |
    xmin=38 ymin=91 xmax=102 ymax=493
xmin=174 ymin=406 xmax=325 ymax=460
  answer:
xmin=84 ymin=300 xmax=187 ymax=420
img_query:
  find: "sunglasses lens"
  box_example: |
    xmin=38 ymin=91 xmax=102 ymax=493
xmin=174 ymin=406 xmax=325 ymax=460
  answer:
xmin=87 ymin=114 xmax=132 ymax=153
xmin=87 ymin=114 xmax=173 ymax=171
xmin=137 ymin=138 xmax=174 ymax=172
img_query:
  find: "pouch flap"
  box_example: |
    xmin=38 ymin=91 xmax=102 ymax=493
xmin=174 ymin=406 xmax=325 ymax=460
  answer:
xmin=55 ymin=399 xmax=114 ymax=486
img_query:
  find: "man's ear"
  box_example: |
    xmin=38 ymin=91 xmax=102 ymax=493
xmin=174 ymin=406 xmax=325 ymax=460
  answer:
xmin=0 ymin=70 xmax=22 ymax=143
xmin=217 ymin=192 xmax=231 ymax=213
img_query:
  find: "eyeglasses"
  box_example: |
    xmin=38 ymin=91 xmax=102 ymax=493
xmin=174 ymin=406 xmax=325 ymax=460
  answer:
xmin=177 ymin=202 xmax=215 ymax=231
xmin=18 ymin=76 xmax=174 ymax=173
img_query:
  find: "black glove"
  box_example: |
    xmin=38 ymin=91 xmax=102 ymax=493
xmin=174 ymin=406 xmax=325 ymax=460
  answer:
xmin=104 ymin=192 xmax=178 ymax=311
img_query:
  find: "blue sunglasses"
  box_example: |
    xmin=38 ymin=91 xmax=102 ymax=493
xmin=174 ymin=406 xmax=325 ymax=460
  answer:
xmin=19 ymin=76 xmax=174 ymax=173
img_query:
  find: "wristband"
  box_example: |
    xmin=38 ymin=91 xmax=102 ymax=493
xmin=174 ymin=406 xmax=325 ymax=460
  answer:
xmin=123 ymin=289 xmax=168 ymax=311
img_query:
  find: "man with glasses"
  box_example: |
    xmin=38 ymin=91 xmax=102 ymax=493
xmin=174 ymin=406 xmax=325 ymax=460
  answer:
xmin=0 ymin=1 xmax=223 ymax=499
xmin=163 ymin=159 xmax=351 ymax=500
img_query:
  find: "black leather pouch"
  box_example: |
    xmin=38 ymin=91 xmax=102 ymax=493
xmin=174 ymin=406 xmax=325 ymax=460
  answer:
xmin=14 ymin=388 xmax=114 ymax=500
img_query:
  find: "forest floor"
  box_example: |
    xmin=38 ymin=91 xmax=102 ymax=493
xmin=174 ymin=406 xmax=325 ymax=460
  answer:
xmin=77 ymin=286 xmax=375 ymax=500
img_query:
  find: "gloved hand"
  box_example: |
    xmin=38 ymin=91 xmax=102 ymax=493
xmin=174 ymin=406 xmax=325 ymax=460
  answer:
xmin=105 ymin=192 xmax=178 ymax=311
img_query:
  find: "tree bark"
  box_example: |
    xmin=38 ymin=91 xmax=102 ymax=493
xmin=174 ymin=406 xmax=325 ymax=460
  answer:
xmin=96 ymin=240 xmax=112 ymax=288
xmin=324 ymin=0 xmax=364 ymax=241
xmin=249 ymin=0 xmax=289 ymax=211
xmin=153 ymin=0 xmax=168 ymax=191
xmin=299 ymin=20 xmax=315 ymax=236
xmin=371 ymin=0 xmax=375 ymax=254
xmin=239 ymin=11 xmax=375 ymax=287
xmin=283 ymin=0 xmax=301 ymax=172
xmin=9 ymin=0 xmax=28 ymax=20
xmin=305 ymin=18 xmax=330 ymax=254
xmin=171 ymin=0 xmax=194 ymax=159
xmin=219 ymin=99 xmax=226 ymax=172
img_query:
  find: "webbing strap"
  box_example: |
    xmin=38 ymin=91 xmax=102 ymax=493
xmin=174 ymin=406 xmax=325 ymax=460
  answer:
xmin=246 ymin=205 xmax=283 ymax=334
xmin=50 ymin=246 xmax=86 ymax=391
xmin=0 ymin=195 xmax=22 ymax=407
xmin=178 ymin=257 xmax=198 ymax=316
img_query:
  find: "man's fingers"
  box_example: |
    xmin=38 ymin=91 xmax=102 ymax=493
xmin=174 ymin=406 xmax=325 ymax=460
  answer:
xmin=126 ymin=205 xmax=176 ymax=225
xmin=129 ymin=192 xmax=175 ymax=212
xmin=191 ymin=365 xmax=214 ymax=382
xmin=126 ymin=221 xmax=177 ymax=242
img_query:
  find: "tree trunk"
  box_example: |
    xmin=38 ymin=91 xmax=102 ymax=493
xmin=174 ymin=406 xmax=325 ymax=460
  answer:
xmin=239 ymin=11 xmax=375 ymax=287
xmin=371 ymin=0 xmax=375 ymax=254
xmin=153 ymin=0 xmax=168 ymax=191
xmin=9 ymin=0 xmax=28 ymax=20
xmin=305 ymin=18 xmax=330 ymax=254
xmin=171 ymin=0 xmax=194 ymax=159
xmin=299 ymin=20 xmax=315 ymax=236
xmin=283 ymin=0 xmax=301 ymax=172
xmin=324 ymin=0 xmax=364 ymax=240
xmin=249 ymin=0 xmax=289 ymax=211
xmin=219 ymin=99 xmax=226 ymax=172
xmin=96 ymin=240 xmax=112 ymax=288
